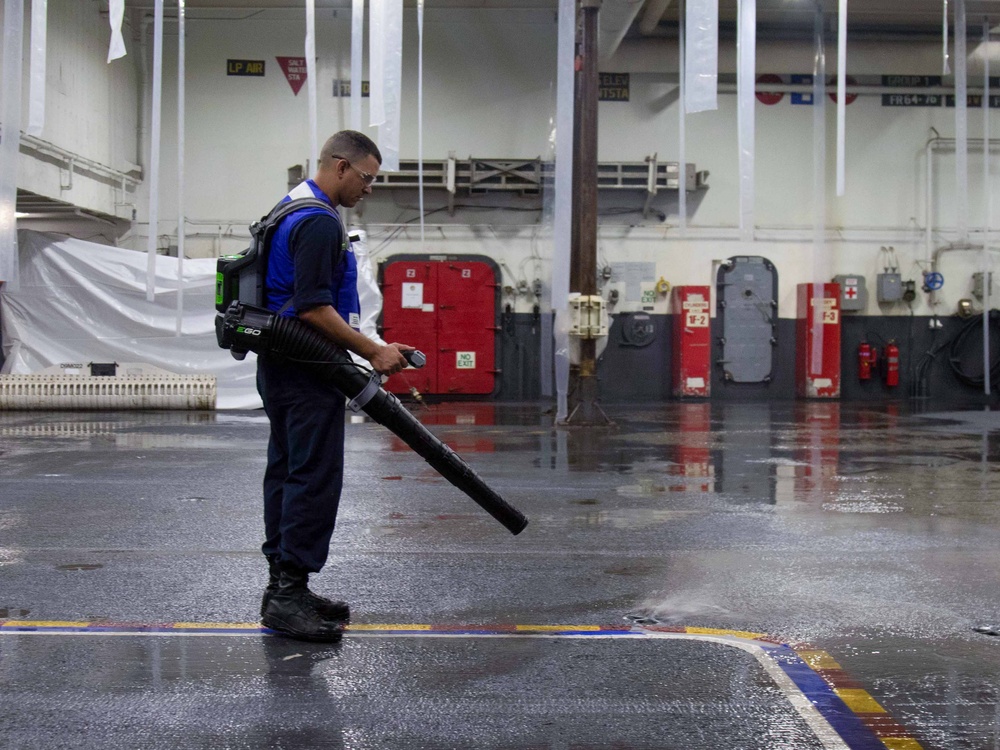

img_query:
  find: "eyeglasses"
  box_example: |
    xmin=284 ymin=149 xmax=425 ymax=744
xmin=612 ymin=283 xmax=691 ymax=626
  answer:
xmin=332 ymin=155 xmax=377 ymax=186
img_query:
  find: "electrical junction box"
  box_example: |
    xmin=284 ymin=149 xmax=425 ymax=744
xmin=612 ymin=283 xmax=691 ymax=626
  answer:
xmin=876 ymin=273 xmax=903 ymax=303
xmin=833 ymin=275 xmax=867 ymax=311
xmin=973 ymin=272 xmax=993 ymax=301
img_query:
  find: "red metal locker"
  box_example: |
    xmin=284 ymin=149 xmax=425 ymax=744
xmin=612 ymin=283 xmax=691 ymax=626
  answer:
xmin=795 ymin=283 xmax=841 ymax=398
xmin=671 ymin=286 xmax=712 ymax=397
xmin=381 ymin=261 xmax=437 ymax=395
xmin=381 ymin=259 xmax=498 ymax=396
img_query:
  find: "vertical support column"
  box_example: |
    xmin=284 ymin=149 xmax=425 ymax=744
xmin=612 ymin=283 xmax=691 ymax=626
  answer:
xmin=672 ymin=286 xmax=711 ymax=398
xmin=565 ymin=0 xmax=607 ymax=425
xmin=796 ymin=283 xmax=841 ymax=398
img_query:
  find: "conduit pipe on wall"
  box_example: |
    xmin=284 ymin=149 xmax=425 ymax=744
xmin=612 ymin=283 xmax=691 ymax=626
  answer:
xmin=638 ymin=0 xmax=672 ymax=36
xmin=925 ymin=136 xmax=1000 ymax=266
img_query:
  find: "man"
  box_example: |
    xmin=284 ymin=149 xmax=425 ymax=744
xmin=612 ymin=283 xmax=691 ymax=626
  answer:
xmin=257 ymin=130 xmax=412 ymax=642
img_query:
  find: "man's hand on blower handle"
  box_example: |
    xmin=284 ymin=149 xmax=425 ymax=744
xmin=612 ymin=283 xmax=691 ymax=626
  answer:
xmin=368 ymin=343 xmax=417 ymax=376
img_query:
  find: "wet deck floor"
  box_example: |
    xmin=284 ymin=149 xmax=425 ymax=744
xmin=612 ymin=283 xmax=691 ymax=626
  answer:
xmin=0 ymin=401 xmax=998 ymax=749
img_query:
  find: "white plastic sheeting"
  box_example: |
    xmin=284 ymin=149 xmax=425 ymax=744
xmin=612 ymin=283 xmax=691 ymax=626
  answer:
xmin=954 ymin=0 xmax=969 ymax=242
xmin=836 ymin=0 xmax=847 ymax=197
xmin=27 ymin=0 xmax=46 ymax=137
xmin=1 ymin=0 xmax=24 ymax=290
xmin=685 ymin=0 xmax=718 ymax=114
xmin=145 ymin=0 xmax=164 ymax=301
xmin=107 ymin=0 xmax=126 ymax=62
xmin=369 ymin=0 xmax=402 ymax=171
xmin=348 ymin=229 xmax=388 ymax=368
xmin=1 ymin=231 xmax=261 ymax=409
xmin=176 ymin=0 xmax=186 ymax=336
xmin=552 ymin=0 xmax=574 ymax=421
xmin=737 ymin=0 xmax=756 ymax=244
xmin=417 ymin=0 xmax=425 ymax=245
xmin=983 ymin=18 xmax=992 ymax=397
xmin=351 ymin=0 xmax=363 ymax=130
xmin=811 ymin=3 xmax=827 ymax=375
xmin=943 ymin=0 xmax=951 ymax=75
xmin=678 ymin=21 xmax=687 ymax=234
xmin=305 ymin=0 xmax=319 ymax=172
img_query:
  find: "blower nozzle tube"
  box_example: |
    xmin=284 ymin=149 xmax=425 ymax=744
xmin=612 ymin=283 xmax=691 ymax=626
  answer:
xmin=217 ymin=302 xmax=528 ymax=536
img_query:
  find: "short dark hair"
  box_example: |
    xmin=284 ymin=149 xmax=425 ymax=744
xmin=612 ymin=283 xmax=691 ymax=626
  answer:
xmin=321 ymin=130 xmax=382 ymax=165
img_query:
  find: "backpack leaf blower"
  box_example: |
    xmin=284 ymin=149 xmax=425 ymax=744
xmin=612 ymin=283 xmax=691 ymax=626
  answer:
xmin=216 ymin=301 xmax=528 ymax=536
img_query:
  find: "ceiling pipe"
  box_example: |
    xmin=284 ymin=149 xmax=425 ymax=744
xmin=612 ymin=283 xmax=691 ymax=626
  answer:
xmin=638 ymin=0 xmax=672 ymax=35
xmin=599 ymin=0 xmax=650 ymax=64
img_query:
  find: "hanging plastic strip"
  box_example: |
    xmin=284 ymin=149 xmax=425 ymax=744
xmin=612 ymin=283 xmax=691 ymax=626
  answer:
xmin=812 ymin=1 xmax=827 ymax=375
xmin=369 ymin=0 xmax=385 ymax=128
xmin=552 ymin=0 xmax=575 ymax=420
xmin=107 ymin=0 xmax=126 ymax=62
xmin=836 ymin=0 xmax=847 ymax=197
xmin=351 ymin=0 xmax=363 ymax=130
xmin=983 ymin=17 xmax=992 ymax=396
xmin=0 ymin=0 xmax=25 ymax=291
xmin=369 ymin=0 xmax=402 ymax=171
xmin=417 ymin=0 xmax=425 ymax=246
xmin=943 ymin=0 xmax=951 ymax=75
xmin=305 ymin=0 xmax=319 ymax=172
xmin=955 ymin=0 xmax=969 ymax=243
xmin=145 ymin=0 xmax=164 ymax=302
xmin=27 ymin=0 xmax=46 ymax=137
xmin=685 ymin=0 xmax=718 ymax=114
xmin=737 ymin=0 xmax=756 ymax=244
xmin=176 ymin=0 xmax=186 ymax=336
xmin=678 ymin=18 xmax=687 ymax=235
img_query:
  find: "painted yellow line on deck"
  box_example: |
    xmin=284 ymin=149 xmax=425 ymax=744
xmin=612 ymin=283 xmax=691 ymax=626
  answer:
xmin=1 ymin=620 xmax=91 ymax=628
xmin=797 ymin=650 xmax=843 ymax=671
xmin=685 ymin=626 xmax=768 ymax=640
xmin=880 ymin=738 xmax=924 ymax=750
xmin=833 ymin=688 xmax=887 ymax=714
xmin=515 ymin=624 xmax=603 ymax=632
xmin=344 ymin=624 xmax=432 ymax=631
xmin=173 ymin=622 xmax=259 ymax=630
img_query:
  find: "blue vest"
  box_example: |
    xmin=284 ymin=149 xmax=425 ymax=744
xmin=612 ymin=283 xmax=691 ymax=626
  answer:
xmin=264 ymin=180 xmax=361 ymax=330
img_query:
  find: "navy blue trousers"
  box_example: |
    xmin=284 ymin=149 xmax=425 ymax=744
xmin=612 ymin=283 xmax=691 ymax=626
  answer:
xmin=256 ymin=355 xmax=345 ymax=573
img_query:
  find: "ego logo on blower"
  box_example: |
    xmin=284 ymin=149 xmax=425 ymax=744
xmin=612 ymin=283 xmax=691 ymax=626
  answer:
xmin=237 ymin=326 xmax=262 ymax=336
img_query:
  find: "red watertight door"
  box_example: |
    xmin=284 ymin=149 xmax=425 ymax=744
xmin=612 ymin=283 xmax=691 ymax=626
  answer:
xmin=381 ymin=259 xmax=498 ymax=395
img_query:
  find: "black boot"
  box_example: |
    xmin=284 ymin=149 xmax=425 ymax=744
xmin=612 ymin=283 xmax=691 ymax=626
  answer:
xmin=262 ymin=564 xmax=344 ymax=642
xmin=261 ymin=555 xmax=350 ymax=622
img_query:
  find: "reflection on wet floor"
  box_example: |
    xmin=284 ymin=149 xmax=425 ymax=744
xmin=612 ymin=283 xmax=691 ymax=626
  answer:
xmin=1 ymin=401 xmax=1000 ymax=748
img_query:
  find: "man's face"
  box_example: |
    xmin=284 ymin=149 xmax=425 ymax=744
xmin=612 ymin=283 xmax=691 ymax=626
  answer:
xmin=340 ymin=154 xmax=380 ymax=208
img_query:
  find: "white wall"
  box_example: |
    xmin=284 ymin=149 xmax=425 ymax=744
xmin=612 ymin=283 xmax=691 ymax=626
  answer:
xmin=10 ymin=4 xmax=1000 ymax=319
xmin=1 ymin=0 xmax=138 ymax=220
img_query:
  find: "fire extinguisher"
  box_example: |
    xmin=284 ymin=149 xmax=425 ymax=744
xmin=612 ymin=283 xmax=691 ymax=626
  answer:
xmin=858 ymin=342 xmax=877 ymax=381
xmin=884 ymin=341 xmax=900 ymax=387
